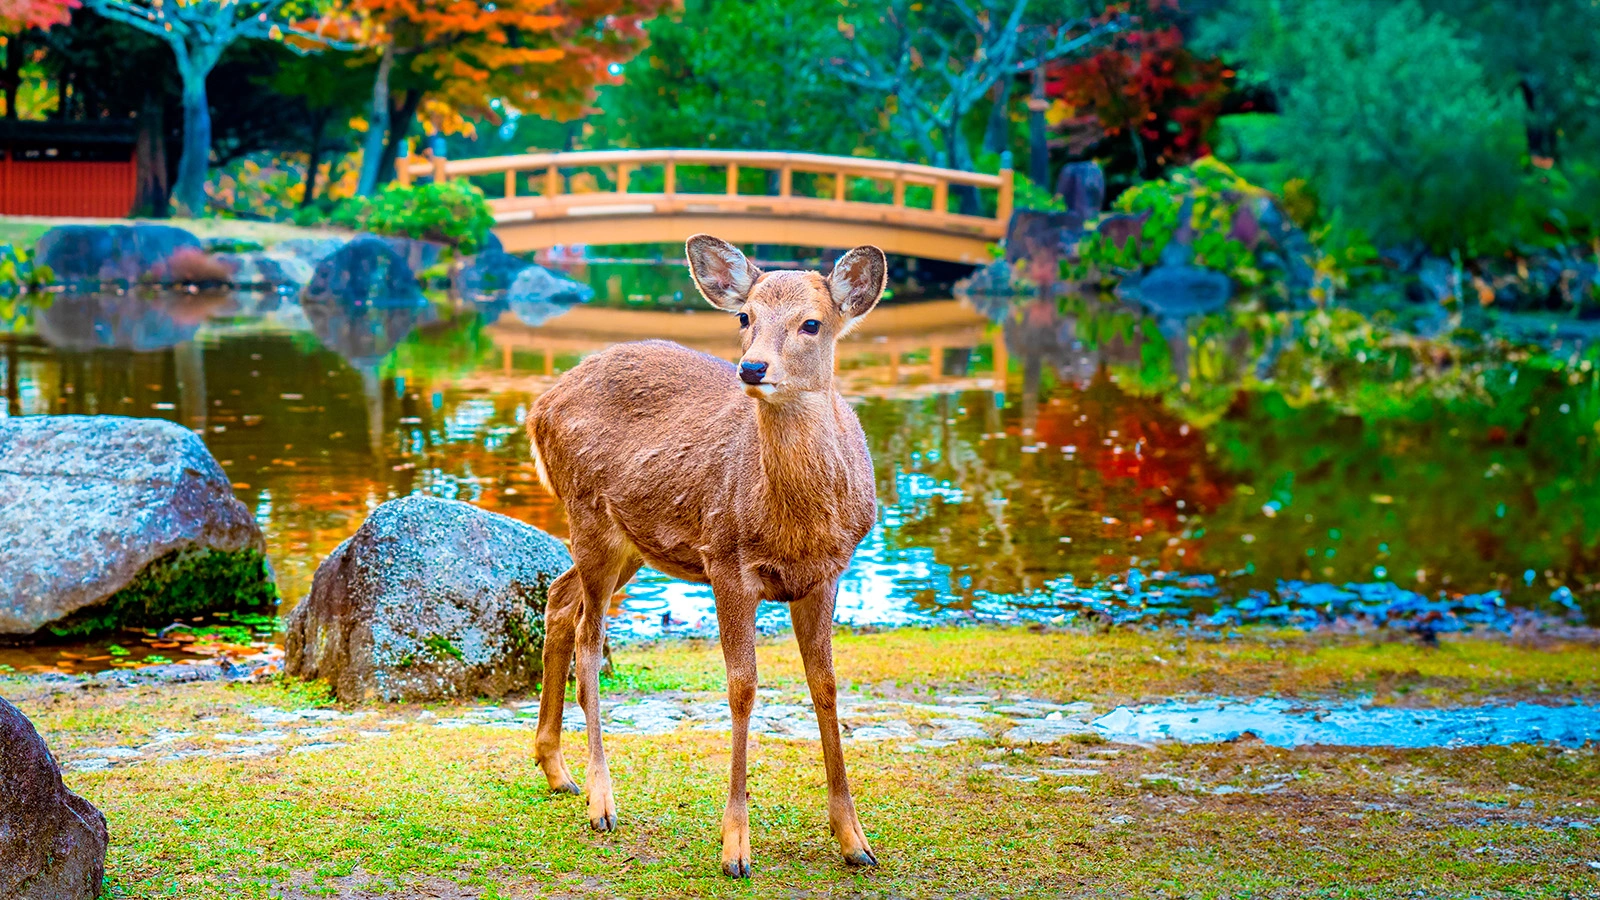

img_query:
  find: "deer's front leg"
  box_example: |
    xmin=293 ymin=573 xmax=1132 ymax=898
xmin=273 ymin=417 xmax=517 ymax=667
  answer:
xmin=711 ymin=575 xmax=759 ymax=878
xmin=792 ymin=585 xmax=876 ymax=867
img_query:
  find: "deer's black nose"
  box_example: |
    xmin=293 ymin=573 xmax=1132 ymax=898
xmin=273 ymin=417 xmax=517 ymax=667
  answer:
xmin=739 ymin=361 xmax=768 ymax=385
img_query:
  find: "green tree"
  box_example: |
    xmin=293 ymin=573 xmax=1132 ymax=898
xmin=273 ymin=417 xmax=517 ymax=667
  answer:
xmin=834 ymin=0 xmax=1117 ymax=176
xmin=1419 ymin=0 xmax=1600 ymax=166
xmin=83 ymin=0 xmax=350 ymax=215
xmin=1201 ymin=0 xmax=1524 ymax=255
xmin=592 ymin=0 xmax=878 ymax=156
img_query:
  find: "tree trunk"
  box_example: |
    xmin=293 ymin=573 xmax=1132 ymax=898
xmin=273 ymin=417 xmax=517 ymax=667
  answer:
xmin=133 ymin=89 xmax=169 ymax=217
xmin=947 ymin=104 xmax=981 ymax=215
xmin=171 ymin=52 xmax=216 ymax=217
xmin=301 ymin=110 xmax=326 ymax=208
xmin=983 ymin=76 xmax=1012 ymax=159
xmin=1029 ymin=64 xmax=1049 ymax=188
xmin=3 ymin=33 xmax=24 ymax=120
xmin=357 ymin=45 xmax=394 ymax=197
xmin=376 ymin=89 xmax=422 ymax=187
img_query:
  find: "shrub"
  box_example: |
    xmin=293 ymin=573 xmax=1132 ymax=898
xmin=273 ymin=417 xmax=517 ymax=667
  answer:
xmin=299 ymin=181 xmax=496 ymax=253
xmin=1069 ymin=157 xmax=1262 ymax=284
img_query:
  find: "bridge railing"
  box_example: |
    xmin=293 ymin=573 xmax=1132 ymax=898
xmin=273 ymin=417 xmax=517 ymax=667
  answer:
xmin=397 ymin=148 xmax=1013 ymax=241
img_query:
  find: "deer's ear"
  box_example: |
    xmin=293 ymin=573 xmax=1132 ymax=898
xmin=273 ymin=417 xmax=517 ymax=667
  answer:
xmin=686 ymin=234 xmax=760 ymax=311
xmin=828 ymin=245 xmax=887 ymax=322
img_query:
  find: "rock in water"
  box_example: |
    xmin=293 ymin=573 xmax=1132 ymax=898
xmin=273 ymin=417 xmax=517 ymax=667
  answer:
xmin=506 ymin=265 xmax=592 ymax=327
xmin=303 ymin=236 xmax=424 ymax=308
xmin=0 ymin=416 xmax=273 ymax=638
xmin=0 ymin=697 xmax=108 ymax=899
xmin=285 ymin=496 xmax=572 ymax=702
xmin=36 ymin=223 xmax=203 ymax=285
xmin=1123 ymin=264 xmax=1233 ymax=319
xmin=455 ymin=248 xmax=535 ymax=303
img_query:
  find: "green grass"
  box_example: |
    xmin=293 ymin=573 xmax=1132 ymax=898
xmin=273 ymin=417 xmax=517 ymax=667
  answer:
xmin=6 ymin=625 xmax=1598 ymax=898
xmin=612 ymin=625 xmax=1600 ymax=704
xmin=0 ymin=215 xmax=351 ymax=249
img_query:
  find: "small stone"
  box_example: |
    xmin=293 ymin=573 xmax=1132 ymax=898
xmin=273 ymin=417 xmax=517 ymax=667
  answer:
xmin=1056 ymin=785 xmax=1088 ymax=794
xmin=940 ymin=694 xmax=997 ymax=704
xmin=1004 ymin=718 xmax=1096 ymax=743
xmin=1106 ymin=814 xmax=1135 ymax=825
xmin=849 ymin=720 xmax=915 ymax=742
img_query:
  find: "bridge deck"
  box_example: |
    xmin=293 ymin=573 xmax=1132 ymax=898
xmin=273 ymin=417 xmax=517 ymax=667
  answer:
xmin=400 ymin=148 xmax=1012 ymax=264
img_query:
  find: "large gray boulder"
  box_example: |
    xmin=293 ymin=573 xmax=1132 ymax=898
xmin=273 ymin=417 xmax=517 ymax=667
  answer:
xmin=0 ymin=416 xmax=273 ymax=638
xmin=285 ymin=496 xmax=572 ymax=702
xmin=36 ymin=223 xmax=203 ymax=285
xmin=303 ymin=236 xmax=424 ymax=308
xmin=0 ymin=697 xmax=108 ymax=900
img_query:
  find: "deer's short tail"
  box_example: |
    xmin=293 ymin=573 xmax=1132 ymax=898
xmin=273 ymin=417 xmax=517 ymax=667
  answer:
xmin=527 ymin=412 xmax=559 ymax=501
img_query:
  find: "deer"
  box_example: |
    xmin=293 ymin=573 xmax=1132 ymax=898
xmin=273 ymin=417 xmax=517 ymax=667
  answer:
xmin=525 ymin=234 xmax=886 ymax=878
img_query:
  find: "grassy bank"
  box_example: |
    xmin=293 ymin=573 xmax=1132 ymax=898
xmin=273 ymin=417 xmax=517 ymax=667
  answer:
xmin=7 ymin=626 xmax=1599 ymax=898
xmin=0 ymin=215 xmax=353 ymax=249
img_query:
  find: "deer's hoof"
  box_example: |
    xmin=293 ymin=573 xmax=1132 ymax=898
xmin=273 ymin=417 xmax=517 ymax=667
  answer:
xmin=589 ymin=812 xmax=618 ymax=832
xmin=844 ymin=847 xmax=878 ymax=868
xmin=552 ymin=780 xmax=581 ymax=796
xmin=721 ymin=858 xmax=752 ymax=879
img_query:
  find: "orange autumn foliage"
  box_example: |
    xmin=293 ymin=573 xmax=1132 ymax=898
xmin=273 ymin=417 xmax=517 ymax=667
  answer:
xmin=355 ymin=0 xmax=671 ymax=124
xmin=0 ymin=0 xmax=76 ymax=32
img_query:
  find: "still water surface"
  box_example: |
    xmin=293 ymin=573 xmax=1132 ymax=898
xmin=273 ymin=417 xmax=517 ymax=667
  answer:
xmin=2 ymin=262 xmax=1597 ymax=668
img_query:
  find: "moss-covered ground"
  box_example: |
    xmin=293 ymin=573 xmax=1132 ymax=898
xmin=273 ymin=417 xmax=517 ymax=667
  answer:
xmin=7 ymin=626 xmax=1599 ymax=899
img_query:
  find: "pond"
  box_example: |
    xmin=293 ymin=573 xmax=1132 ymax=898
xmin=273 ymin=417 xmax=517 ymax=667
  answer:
xmin=2 ymin=260 xmax=1597 ymax=670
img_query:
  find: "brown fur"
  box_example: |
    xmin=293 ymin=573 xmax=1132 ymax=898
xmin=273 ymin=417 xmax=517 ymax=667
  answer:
xmin=526 ymin=235 xmax=887 ymax=877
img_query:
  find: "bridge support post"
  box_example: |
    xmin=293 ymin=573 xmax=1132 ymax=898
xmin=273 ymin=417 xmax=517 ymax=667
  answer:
xmin=431 ymin=135 xmax=448 ymax=184
xmin=396 ymin=142 xmax=411 ymax=187
xmin=997 ymin=150 xmax=1014 ymax=225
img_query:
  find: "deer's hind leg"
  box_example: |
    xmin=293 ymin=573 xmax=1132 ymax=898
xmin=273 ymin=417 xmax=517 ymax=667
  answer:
xmin=572 ymin=528 xmax=641 ymax=832
xmin=535 ymin=525 xmax=640 ymax=827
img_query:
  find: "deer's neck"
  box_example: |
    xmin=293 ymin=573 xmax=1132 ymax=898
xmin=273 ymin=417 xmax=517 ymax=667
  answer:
xmin=752 ymin=390 xmax=857 ymax=522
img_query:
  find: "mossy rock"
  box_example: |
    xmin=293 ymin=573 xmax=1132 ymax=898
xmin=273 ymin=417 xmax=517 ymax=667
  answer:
xmin=285 ymin=496 xmax=570 ymax=703
xmin=0 ymin=415 xmax=270 ymax=640
xmin=42 ymin=548 xmax=277 ymax=640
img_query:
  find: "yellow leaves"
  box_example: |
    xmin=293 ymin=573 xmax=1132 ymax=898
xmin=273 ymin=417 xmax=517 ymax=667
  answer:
xmin=1044 ymin=98 xmax=1075 ymax=128
xmin=836 ymin=14 xmax=853 ymax=39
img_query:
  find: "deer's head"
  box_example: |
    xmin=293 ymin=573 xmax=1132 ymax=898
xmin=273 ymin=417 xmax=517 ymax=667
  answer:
xmin=687 ymin=235 xmax=886 ymax=402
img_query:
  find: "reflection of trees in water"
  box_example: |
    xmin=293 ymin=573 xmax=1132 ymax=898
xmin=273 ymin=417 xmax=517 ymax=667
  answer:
xmin=860 ymin=371 xmax=1228 ymax=612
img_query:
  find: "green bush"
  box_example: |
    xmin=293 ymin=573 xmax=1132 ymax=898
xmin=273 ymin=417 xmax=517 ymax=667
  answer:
xmin=1200 ymin=0 xmax=1525 ymax=256
xmin=1070 ymin=157 xmax=1262 ymax=284
xmin=298 ymin=181 xmax=496 ymax=253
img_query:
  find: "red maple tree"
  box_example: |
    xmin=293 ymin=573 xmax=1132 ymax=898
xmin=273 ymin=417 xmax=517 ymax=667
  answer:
xmin=1045 ymin=0 xmax=1230 ymax=179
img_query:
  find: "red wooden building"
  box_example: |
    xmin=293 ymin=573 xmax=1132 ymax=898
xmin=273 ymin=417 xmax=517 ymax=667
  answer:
xmin=0 ymin=120 xmax=137 ymax=218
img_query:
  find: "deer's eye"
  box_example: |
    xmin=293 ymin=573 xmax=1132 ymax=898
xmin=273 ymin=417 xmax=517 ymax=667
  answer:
xmin=800 ymin=319 xmax=821 ymax=335
xmin=738 ymin=313 xmax=749 ymax=328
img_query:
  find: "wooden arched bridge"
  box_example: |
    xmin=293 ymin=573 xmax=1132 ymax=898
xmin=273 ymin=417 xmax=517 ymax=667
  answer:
xmin=399 ymin=149 xmax=1013 ymax=264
